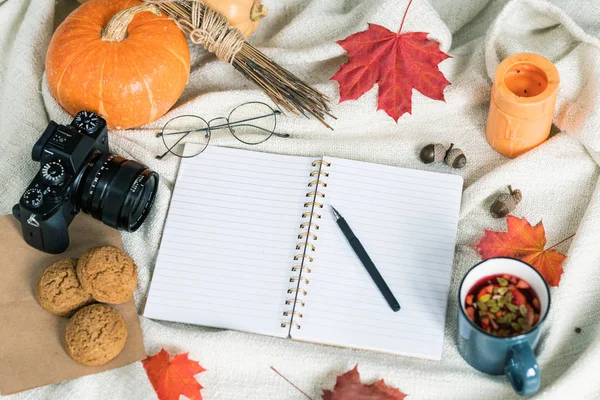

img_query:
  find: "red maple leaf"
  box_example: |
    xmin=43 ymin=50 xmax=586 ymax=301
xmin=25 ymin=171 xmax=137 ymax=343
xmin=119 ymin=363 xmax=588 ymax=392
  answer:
xmin=142 ymin=348 xmax=206 ymax=400
xmin=322 ymin=365 xmax=407 ymax=400
xmin=331 ymin=0 xmax=450 ymax=121
xmin=472 ymin=216 xmax=569 ymax=286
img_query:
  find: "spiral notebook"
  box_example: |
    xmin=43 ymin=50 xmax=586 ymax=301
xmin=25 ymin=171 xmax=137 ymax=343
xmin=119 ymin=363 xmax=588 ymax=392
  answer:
xmin=144 ymin=145 xmax=463 ymax=360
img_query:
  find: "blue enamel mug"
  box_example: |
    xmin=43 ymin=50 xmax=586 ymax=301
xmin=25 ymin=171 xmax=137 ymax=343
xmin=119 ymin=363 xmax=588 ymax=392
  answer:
xmin=457 ymin=258 xmax=551 ymax=396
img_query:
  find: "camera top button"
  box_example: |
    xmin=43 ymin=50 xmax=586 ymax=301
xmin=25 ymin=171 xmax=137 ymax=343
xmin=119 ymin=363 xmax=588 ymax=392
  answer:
xmin=73 ymin=111 xmax=101 ymax=134
xmin=46 ymin=186 xmax=62 ymax=201
xmin=23 ymin=188 xmax=43 ymax=208
xmin=41 ymin=161 xmax=65 ymax=186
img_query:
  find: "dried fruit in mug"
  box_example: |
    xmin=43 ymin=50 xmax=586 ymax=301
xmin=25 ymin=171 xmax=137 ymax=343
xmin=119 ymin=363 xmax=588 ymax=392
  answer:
xmin=465 ymin=274 xmax=541 ymax=337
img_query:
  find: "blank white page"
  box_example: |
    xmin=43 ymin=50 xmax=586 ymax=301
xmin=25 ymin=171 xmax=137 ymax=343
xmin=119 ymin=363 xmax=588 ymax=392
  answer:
xmin=292 ymin=157 xmax=463 ymax=359
xmin=144 ymin=145 xmax=313 ymax=338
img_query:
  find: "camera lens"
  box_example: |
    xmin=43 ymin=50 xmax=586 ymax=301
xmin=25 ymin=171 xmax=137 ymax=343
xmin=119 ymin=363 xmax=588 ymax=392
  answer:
xmin=77 ymin=153 xmax=158 ymax=231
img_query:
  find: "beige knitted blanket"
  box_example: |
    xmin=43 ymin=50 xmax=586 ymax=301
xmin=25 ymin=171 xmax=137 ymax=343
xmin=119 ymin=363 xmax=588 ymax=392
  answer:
xmin=1 ymin=0 xmax=599 ymax=398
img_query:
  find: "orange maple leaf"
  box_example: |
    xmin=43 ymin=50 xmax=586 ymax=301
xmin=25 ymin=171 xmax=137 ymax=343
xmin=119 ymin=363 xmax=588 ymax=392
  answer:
xmin=142 ymin=349 xmax=206 ymax=400
xmin=322 ymin=365 xmax=407 ymax=400
xmin=472 ymin=215 xmax=567 ymax=286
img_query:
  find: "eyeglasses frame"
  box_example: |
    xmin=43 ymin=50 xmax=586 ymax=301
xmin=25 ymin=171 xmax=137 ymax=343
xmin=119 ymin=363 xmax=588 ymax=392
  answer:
xmin=155 ymin=101 xmax=288 ymax=159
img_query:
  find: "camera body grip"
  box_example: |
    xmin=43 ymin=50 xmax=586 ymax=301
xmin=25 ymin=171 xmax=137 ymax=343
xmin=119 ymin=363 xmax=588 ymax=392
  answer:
xmin=12 ymin=202 xmax=74 ymax=254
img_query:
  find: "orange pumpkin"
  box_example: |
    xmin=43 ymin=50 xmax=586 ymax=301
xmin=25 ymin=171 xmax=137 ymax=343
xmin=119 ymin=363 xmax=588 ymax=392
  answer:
xmin=46 ymin=0 xmax=190 ymax=130
xmin=202 ymin=0 xmax=268 ymax=38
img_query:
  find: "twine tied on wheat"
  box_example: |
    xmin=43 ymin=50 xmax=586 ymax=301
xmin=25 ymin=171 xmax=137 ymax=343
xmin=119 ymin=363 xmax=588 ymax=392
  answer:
xmin=144 ymin=0 xmax=334 ymax=128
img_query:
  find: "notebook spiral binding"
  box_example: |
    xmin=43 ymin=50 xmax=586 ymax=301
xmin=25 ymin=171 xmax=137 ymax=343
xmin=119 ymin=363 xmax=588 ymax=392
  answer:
xmin=281 ymin=159 xmax=331 ymax=330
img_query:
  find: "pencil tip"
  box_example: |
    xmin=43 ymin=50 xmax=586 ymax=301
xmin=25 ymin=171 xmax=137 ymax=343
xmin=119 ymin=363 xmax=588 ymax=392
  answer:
xmin=330 ymin=205 xmax=341 ymax=220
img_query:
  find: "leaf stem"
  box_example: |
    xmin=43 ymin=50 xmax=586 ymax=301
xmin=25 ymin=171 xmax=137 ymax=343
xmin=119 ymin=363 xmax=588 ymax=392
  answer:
xmin=546 ymin=233 xmax=575 ymax=250
xmin=398 ymin=0 xmax=414 ymax=34
xmin=271 ymin=367 xmax=313 ymax=400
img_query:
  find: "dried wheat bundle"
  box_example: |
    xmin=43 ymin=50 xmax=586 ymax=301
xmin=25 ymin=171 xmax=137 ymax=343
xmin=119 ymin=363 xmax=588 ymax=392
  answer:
xmin=145 ymin=0 xmax=335 ymax=128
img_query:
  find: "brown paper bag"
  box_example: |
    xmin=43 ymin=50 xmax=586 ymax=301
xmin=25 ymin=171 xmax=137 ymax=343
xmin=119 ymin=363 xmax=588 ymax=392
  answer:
xmin=0 ymin=214 xmax=146 ymax=395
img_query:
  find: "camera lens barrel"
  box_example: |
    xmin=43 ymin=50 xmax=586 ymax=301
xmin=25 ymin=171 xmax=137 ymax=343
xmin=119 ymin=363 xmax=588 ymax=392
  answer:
xmin=77 ymin=154 xmax=158 ymax=231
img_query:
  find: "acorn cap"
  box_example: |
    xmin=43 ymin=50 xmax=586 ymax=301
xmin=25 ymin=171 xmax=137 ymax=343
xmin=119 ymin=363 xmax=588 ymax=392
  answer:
xmin=445 ymin=148 xmax=467 ymax=169
xmin=490 ymin=186 xmax=522 ymax=218
xmin=433 ymin=144 xmax=447 ymax=162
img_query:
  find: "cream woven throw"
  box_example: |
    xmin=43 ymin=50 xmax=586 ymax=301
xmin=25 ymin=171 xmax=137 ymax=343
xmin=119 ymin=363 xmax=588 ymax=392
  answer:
xmin=1 ymin=0 xmax=600 ymax=398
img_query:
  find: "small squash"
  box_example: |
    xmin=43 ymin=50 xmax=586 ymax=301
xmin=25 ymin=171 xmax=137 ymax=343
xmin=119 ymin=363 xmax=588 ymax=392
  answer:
xmin=202 ymin=0 xmax=268 ymax=38
xmin=46 ymin=0 xmax=190 ymax=130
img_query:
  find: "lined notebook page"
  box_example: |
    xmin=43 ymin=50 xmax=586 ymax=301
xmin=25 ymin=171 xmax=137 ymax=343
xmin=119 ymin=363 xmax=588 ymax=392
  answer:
xmin=144 ymin=146 xmax=314 ymax=338
xmin=292 ymin=157 xmax=463 ymax=359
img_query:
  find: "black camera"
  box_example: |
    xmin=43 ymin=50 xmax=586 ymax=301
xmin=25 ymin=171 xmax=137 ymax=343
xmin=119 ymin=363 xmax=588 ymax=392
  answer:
xmin=13 ymin=111 xmax=158 ymax=254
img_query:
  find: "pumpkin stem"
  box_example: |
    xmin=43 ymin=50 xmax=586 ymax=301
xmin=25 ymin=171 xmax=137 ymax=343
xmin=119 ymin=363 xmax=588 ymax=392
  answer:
xmin=250 ymin=0 xmax=268 ymax=21
xmin=101 ymin=3 xmax=161 ymax=43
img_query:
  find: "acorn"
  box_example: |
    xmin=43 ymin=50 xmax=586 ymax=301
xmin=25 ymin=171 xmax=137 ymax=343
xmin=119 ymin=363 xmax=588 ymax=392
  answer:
xmin=490 ymin=185 xmax=522 ymax=218
xmin=419 ymin=143 xmax=447 ymax=164
xmin=444 ymin=143 xmax=467 ymax=169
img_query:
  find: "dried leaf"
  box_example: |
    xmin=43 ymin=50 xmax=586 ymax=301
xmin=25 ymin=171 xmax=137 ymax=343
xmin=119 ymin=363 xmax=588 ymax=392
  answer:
xmin=142 ymin=348 xmax=205 ymax=400
xmin=331 ymin=22 xmax=450 ymax=121
xmin=472 ymin=216 xmax=567 ymax=286
xmin=322 ymin=365 xmax=407 ymax=400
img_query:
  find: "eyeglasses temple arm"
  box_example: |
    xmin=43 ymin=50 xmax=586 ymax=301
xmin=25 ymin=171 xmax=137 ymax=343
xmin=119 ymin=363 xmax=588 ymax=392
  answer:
xmin=157 ymin=127 xmax=211 ymax=138
xmin=229 ymin=123 xmax=289 ymax=138
xmin=156 ymin=130 xmax=195 ymax=159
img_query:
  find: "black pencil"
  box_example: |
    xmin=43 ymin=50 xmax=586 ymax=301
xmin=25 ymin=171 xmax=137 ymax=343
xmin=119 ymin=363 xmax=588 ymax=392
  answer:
xmin=330 ymin=206 xmax=400 ymax=312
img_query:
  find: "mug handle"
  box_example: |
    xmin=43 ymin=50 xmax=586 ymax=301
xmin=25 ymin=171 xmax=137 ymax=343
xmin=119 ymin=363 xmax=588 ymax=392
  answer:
xmin=504 ymin=342 xmax=540 ymax=396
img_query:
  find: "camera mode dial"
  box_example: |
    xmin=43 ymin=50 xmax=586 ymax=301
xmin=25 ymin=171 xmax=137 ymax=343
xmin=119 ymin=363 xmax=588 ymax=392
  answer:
xmin=23 ymin=188 xmax=43 ymax=208
xmin=41 ymin=161 xmax=65 ymax=185
xmin=73 ymin=111 xmax=101 ymax=134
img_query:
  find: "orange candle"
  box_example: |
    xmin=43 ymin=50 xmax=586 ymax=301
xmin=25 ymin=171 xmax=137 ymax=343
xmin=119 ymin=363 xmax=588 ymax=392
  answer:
xmin=486 ymin=53 xmax=559 ymax=158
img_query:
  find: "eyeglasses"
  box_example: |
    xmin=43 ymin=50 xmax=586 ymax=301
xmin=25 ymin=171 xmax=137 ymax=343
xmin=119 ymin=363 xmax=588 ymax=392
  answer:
xmin=155 ymin=102 xmax=290 ymax=159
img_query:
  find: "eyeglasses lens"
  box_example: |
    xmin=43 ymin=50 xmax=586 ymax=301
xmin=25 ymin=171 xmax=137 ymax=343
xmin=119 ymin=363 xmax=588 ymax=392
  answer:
xmin=161 ymin=115 xmax=210 ymax=158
